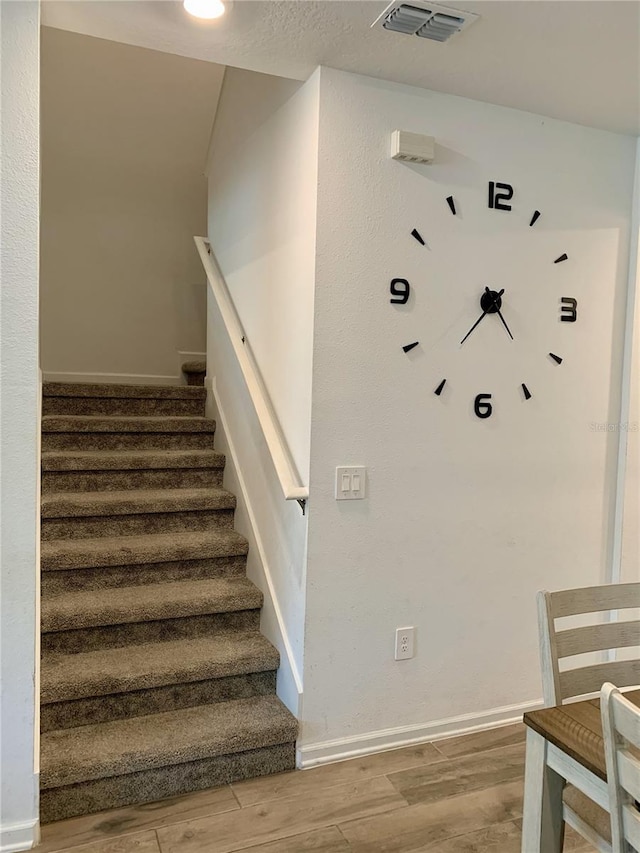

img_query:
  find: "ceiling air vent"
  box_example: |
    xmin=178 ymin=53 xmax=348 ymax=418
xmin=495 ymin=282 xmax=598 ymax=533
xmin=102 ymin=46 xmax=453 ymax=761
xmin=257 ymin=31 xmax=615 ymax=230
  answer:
xmin=372 ymin=1 xmax=479 ymax=43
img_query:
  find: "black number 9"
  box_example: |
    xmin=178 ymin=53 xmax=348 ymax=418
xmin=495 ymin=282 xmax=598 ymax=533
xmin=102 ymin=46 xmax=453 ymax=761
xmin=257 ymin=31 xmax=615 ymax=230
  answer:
xmin=474 ymin=393 xmax=493 ymax=419
xmin=390 ymin=278 xmax=410 ymax=305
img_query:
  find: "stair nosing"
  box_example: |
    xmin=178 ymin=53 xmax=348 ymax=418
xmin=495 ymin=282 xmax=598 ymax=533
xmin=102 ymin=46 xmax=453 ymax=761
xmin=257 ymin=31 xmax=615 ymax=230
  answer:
xmin=41 ymin=487 xmax=236 ymax=518
xmin=41 ymin=449 xmax=225 ymax=472
xmin=43 ymin=383 xmax=206 ymax=400
xmin=42 ymin=415 xmax=216 ymax=434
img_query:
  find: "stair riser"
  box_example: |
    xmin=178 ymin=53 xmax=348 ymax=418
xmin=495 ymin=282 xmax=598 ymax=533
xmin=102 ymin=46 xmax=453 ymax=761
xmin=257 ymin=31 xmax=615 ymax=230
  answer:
xmin=40 ymin=742 xmax=296 ymax=823
xmin=41 ymin=509 xmax=235 ymax=541
xmin=41 ymin=468 xmax=224 ymax=493
xmin=43 ymin=398 xmax=205 ymax=417
xmin=42 ymin=556 xmax=248 ymax=595
xmin=41 ymin=671 xmax=277 ymax=731
xmin=42 ymin=610 xmax=261 ymax=653
xmin=42 ymin=432 xmax=215 ymax=451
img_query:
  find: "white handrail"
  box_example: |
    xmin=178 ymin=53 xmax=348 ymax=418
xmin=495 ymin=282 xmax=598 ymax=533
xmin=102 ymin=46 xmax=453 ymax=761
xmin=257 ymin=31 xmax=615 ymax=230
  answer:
xmin=194 ymin=236 xmax=309 ymax=510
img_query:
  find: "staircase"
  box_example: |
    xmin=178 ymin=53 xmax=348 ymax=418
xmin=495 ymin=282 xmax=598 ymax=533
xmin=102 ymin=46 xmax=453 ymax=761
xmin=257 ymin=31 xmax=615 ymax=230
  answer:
xmin=40 ymin=382 xmax=297 ymax=824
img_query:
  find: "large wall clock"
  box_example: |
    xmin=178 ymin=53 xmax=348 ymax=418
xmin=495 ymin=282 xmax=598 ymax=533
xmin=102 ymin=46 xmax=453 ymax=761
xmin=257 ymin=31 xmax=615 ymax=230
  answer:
xmin=390 ymin=180 xmax=579 ymax=420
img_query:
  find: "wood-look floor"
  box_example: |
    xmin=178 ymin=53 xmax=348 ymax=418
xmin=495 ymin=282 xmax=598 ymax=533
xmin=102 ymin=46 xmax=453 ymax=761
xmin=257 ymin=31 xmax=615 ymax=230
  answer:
xmin=37 ymin=723 xmax=596 ymax=853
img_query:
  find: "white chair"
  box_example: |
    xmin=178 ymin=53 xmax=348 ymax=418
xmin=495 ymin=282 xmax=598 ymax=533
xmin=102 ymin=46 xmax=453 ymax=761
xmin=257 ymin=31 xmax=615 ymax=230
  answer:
xmin=537 ymin=583 xmax=640 ymax=851
xmin=601 ymin=682 xmax=640 ymax=853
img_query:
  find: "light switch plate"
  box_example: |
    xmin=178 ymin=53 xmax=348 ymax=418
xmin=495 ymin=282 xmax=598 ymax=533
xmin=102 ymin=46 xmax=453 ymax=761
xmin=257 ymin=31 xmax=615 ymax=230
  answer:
xmin=335 ymin=466 xmax=367 ymax=500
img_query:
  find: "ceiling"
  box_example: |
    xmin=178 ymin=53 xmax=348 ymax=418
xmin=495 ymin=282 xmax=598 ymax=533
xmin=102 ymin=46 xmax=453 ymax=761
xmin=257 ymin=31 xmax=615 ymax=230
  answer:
xmin=41 ymin=0 xmax=640 ymax=135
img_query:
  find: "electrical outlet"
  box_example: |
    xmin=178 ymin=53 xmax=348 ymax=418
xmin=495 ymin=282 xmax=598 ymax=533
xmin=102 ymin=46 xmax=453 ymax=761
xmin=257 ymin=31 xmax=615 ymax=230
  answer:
xmin=395 ymin=626 xmax=415 ymax=660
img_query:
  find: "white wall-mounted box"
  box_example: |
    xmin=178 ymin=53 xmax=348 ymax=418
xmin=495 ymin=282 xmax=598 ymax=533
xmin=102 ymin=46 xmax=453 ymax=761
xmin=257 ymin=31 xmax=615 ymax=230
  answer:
xmin=391 ymin=130 xmax=435 ymax=163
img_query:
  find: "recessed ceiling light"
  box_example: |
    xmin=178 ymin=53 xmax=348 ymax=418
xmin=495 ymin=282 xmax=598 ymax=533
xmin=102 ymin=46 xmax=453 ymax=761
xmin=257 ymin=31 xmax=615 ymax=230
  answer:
xmin=184 ymin=0 xmax=225 ymax=20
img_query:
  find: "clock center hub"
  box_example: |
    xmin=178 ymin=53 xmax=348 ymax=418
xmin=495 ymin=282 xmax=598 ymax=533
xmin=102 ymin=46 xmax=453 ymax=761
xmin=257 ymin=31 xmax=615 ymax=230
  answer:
xmin=480 ymin=289 xmax=502 ymax=314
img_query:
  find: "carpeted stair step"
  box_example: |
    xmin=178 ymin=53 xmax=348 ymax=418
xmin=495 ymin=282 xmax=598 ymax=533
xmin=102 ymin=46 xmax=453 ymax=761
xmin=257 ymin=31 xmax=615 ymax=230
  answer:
xmin=41 ymin=670 xmax=277 ymax=732
xmin=42 ymin=633 xmax=280 ymax=704
xmin=182 ymin=360 xmax=206 ymax=386
xmin=40 ymin=695 xmax=298 ymax=822
xmin=41 ymin=487 xmax=236 ymax=540
xmin=42 ymin=610 xmax=261 ymax=654
xmin=42 ymin=415 xmax=216 ymax=451
xmin=41 ymin=554 xmax=248 ymax=596
xmin=41 ymin=448 xmax=225 ymax=491
xmin=41 ymin=528 xmax=248 ymax=572
xmin=43 ymin=382 xmax=206 ymax=417
xmin=41 ymin=576 xmax=263 ymax=633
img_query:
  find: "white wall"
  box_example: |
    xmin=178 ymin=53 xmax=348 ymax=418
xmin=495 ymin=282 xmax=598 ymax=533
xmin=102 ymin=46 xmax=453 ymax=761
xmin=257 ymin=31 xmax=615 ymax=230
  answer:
xmin=0 ymin=2 xmax=40 ymax=850
xmin=621 ymin=138 xmax=640 ymax=581
xmin=206 ymin=69 xmax=320 ymax=713
xmin=300 ymin=68 xmax=638 ymax=761
xmin=207 ymin=68 xmax=314 ymax=479
xmin=40 ymin=28 xmax=224 ymax=382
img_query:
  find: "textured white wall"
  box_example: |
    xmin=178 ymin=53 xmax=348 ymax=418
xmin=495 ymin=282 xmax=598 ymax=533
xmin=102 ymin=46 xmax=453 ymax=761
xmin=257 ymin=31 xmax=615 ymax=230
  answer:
xmin=621 ymin=139 xmax=640 ymax=581
xmin=301 ymin=68 xmax=638 ymax=757
xmin=207 ymin=68 xmax=315 ymax=478
xmin=0 ymin=2 xmax=41 ymax=849
xmin=40 ymin=28 xmax=224 ymax=381
xmin=206 ymin=70 xmax=320 ymax=712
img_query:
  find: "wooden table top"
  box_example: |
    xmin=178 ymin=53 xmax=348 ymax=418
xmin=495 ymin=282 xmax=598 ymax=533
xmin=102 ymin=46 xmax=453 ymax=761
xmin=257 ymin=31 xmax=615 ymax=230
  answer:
xmin=523 ymin=689 xmax=640 ymax=781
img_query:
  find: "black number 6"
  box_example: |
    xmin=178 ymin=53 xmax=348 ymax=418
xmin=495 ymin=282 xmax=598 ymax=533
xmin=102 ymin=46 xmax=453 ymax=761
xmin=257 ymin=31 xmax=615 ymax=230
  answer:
xmin=474 ymin=393 xmax=493 ymax=419
xmin=390 ymin=278 xmax=410 ymax=305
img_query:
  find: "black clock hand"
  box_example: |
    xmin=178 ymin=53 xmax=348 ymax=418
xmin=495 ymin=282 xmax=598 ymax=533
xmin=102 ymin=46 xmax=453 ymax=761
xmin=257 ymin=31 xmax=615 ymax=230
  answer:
xmin=495 ymin=307 xmax=514 ymax=340
xmin=483 ymin=288 xmax=514 ymax=341
xmin=460 ymin=288 xmax=505 ymax=345
xmin=460 ymin=311 xmax=488 ymax=345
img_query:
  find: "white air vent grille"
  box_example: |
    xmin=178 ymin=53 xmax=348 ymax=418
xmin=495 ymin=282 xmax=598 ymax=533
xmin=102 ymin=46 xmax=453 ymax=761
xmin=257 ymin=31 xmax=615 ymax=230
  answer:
xmin=372 ymin=1 xmax=478 ymax=43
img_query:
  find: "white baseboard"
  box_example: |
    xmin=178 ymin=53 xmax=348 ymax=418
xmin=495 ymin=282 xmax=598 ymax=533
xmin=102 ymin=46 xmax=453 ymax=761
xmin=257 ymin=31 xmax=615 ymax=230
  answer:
xmin=205 ymin=376 xmax=303 ymax=717
xmin=0 ymin=818 xmax=38 ymax=853
xmin=42 ymin=371 xmax=181 ymax=386
xmin=297 ymin=698 xmax=543 ymax=768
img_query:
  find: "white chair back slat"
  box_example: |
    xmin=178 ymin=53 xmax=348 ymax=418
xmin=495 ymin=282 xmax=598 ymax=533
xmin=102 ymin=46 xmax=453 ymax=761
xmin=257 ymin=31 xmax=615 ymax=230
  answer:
xmin=560 ymin=660 xmax=640 ymax=704
xmin=622 ymin=806 xmax=640 ymax=852
xmin=601 ymin=682 xmax=640 ymax=853
xmin=555 ymin=621 xmax=640 ymax=658
xmin=618 ymin=752 xmax=640 ymax=804
xmin=550 ymin=584 xmax=640 ymax=619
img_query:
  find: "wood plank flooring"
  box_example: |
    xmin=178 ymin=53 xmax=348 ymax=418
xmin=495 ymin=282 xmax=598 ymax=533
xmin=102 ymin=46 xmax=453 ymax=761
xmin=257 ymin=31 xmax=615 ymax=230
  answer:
xmin=37 ymin=723 xmax=596 ymax=853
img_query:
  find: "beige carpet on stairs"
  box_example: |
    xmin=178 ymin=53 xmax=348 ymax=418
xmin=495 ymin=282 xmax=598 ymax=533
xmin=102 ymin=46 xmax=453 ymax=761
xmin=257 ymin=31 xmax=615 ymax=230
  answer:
xmin=40 ymin=382 xmax=297 ymax=823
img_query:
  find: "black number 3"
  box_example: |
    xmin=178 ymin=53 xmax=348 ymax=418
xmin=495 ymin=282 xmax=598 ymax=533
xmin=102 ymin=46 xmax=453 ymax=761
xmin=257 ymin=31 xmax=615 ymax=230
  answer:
xmin=488 ymin=181 xmax=513 ymax=211
xmin=390 ymin=278 xmax=410 ymax=305
xmin=474 ymin=393 xmax=493 ymax=419
xmin=560 ymin=297 xmax=577 ymax=322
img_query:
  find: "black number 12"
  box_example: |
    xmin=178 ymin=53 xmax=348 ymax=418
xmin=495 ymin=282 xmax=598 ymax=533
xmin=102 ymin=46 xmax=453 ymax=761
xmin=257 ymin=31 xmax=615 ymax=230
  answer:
xmin=488 ymin=181 xmax=513 ymax=211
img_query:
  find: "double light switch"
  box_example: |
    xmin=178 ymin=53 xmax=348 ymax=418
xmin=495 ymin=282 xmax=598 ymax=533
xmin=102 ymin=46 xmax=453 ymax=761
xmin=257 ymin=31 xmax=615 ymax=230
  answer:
xmin=335 ymin=467 xmax=367 ymax=500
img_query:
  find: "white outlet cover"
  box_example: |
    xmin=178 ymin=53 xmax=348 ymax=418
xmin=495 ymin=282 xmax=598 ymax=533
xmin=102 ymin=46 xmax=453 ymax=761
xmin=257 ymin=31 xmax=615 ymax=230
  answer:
xmin=395 ymin=626 xmax=415 ymax=660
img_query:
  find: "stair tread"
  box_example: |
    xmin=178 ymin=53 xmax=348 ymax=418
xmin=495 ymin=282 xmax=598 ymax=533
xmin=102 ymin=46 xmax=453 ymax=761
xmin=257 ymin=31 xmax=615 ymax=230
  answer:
xmin=42 ymin=449 xmax=225 ymax=471
xmin=42 ymin=487 xmax=236 ymax=518
xmin=42 ymin=415 xmax=216 ymax=433
xmin=42 ymin=633 xmax=279 ymax=703
xmin=41 ymin=528 xmax=248 ymax=571
xmin=43 ymin=382 xmax=206 ymax=400
xmin=41 ymin=576 xmax=262 ymax=632
xmin=41 ymin=695 xmax=297 ymax=789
